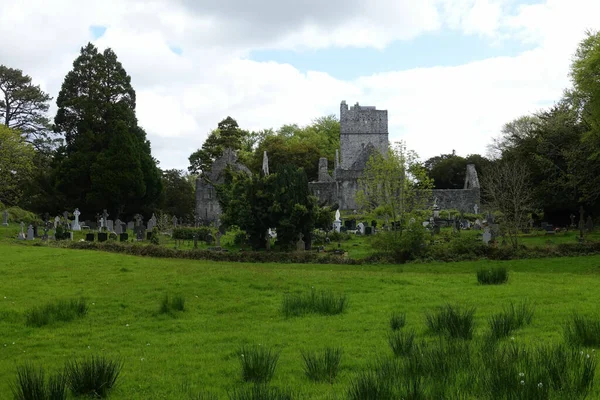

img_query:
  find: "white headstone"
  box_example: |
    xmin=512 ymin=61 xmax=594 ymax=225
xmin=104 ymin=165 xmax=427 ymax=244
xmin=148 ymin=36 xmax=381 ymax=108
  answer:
xmin=71 ymin=208 xmax=81 ymax=231
xmin=482 ymin=227 xmax=492 ymax=244
xmin=474 ymin=204 xmax=479 ymax=214
xmin=26 ymin=225 xmax=34 ymax=241
xmin=335 ymin=209 xmax=341 ymax=222
xmin=2 ymin=210 xmax=8 ymax=226
xmin=53 ymin=216 xmax=60 ymax=229
xmin=18 ymin=222 xmax=26 ymax=240
xmin=357 ymin=222 xmax=365 ymax=234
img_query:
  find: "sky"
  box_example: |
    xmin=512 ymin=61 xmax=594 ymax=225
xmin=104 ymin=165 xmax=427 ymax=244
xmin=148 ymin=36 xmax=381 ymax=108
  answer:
xmin=1 ymin=0 xmax=599 ymax=170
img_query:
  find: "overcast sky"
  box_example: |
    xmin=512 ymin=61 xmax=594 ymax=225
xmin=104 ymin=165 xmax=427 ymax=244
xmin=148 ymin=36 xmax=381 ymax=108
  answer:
xmin=1 ymin=0 xmax=599 ymax=170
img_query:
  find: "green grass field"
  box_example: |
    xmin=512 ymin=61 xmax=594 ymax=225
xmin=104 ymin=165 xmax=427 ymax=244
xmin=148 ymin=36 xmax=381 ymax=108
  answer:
xmin=1 ymin=240 xmax=600 ymax=398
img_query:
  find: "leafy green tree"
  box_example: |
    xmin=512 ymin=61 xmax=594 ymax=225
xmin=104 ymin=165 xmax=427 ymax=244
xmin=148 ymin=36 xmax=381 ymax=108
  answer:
xmin=0 ymin=125 xmax=35 ymax=205
xmin=159 ymin=169 xmax=195 ymax=219
xmin=188 ymin=117 xmax=248 ymax=174
xmin=0 ymin=65 xmax=56 ymax=153
xmin=356 ymin=142 xmax=433 ymax=226
xmin=53 ymin=43 xmax=162 ymax=217
xmin=424 ymin=151 xmax=490 ymax=189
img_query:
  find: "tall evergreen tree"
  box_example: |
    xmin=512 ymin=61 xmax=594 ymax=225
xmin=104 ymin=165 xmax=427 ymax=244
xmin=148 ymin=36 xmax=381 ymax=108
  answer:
xmin=53 ymin=43 xmax=161 ymax=217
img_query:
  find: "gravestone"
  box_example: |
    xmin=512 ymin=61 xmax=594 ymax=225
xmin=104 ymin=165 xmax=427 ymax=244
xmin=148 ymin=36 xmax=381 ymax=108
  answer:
xmin=115 ymin=219 xmax=124 ymax=235
xmin=2 ymin=210 xmax=8 ymax=226
xmin=206 ymin=233 xmax=214 ymax=245
xmin=102 ymin=209 xmax=109 ymax=232
xmin=296 ymin=234 xmax=305 ymax=252
xmin=53 ymin=216 xmax=60 ymax=229
xmin=63 ymin=211 xmax=70 ymax=226
xmin=107 ymin=220 xmax=114 ymax=232
xmin=586 ymin=216 xmax=594 ymax=232
xmin=72 ymin=208 xmax=81 ymax=231
xmin=17 ymin=222 xmax=26 ymax=240
xmin=215 ymin=231 xmax=221 ymax=247
xmin=172 ymin=215 xmax=178 ymax=228
xmin=357 ymin=222 xmax=365 ymax=234
xmin=119 ymin=233 xmax=129 ymax=242
xmin=127 ymin=221 xmax=134 ymax=231
xmin=482 ymin=227 xmax=492 ymax=244
xmin=474 ymin=204 xmax=479 ymax=214
xmin=147 ymin=213 xmax=157 ymax=231
xmin=85 ymin=233 xmax=94 ymax=242
xmin=136 ymin=228 xmax=144 ymax=241
xmin=365 ymin=226 xmax=372 ymax=235
xmin=98 ymin=232 xmax=107 ymax=242
xmin=27 ymin=225 xmax=34 ymax=241
xmin=486 ymin=211 xmax=495 ymax=224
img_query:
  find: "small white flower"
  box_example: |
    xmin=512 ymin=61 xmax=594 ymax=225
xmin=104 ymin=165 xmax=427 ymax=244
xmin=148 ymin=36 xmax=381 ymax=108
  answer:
xmin=125 ymin=324 xmax=129 ymax=327
xmin=538 ymin=382 xmax=543 ymax=388
xmin=510 ymin=337 xmax=515 ymax=341
xmin=92 ymin=303 xmax=95 ymax=305
xmin=581 ymin=351 xmax=584 ymax=355
xmin=87 ymin=346 xmax=90 ymax=349
xmin=146 ymin=343 xmax=150 ymax=346
xmin=586 ymin=354 xmax=590 ymax=359
xmin=519 ymin=372 xmax=525 ymax=377
xmin=12 ymin=342 xmax=15 ymax=345
xmin=140 ymin=357 xmax=145 ymax=361
xmin=520 ymin=380 xmax=525 ymax=385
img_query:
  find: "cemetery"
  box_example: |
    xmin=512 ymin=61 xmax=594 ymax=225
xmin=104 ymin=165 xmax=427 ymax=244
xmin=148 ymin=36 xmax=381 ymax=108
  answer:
xmin=2 ymin=19 xmax=600 ymax=400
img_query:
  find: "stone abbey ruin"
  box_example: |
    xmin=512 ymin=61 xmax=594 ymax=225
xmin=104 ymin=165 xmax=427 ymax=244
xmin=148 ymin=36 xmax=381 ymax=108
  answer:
xmin=196 ymin=101 xmax=480 ymax=224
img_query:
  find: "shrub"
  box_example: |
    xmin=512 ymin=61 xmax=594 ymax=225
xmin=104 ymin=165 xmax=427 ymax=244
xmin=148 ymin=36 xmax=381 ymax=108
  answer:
xmin=228 ymin=384 xmax=293 ymax=400
xmin=65 ymin=355 xmax=122 ymax=397
xmin=239 ymin=345 xmax=279 ymax=384
xmin=477 ymin=266 xmax=509 ymax=285
xmin=301 ymin=347 xmax=342 ymax=383
xmin=388 ymin=329 xmax=416 ymax=357
xmin=25 ymin=298 xmax=87 ymax=327
xmin=12 ymin=363 xmax=67 ymax=400
xmin=426 ymin=304 xmax=475 ymax=339
xmin=371 ymin=225 xmax=428 ymax=263
xmin=172 ymin=227 xmax=211 ymax=241
xmin=564 ymin=313 xmax=600 ymax=347
xmin=282 ymin=288 xmax=347 ymax=317
xmin=159 ymin=294 xmax=186 ymax=315
xmin=390 ymin=312 xmax=406 ymax=331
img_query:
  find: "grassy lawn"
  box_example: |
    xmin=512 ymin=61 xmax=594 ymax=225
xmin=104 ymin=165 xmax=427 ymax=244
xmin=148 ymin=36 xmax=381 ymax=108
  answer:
xmin=1 ymin=239 xmax=600 ymax=398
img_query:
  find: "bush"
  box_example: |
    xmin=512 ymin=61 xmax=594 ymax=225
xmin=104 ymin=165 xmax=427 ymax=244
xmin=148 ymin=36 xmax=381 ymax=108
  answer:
xmin=370 ymin=225 xmax=428 ymax=263
xmin=301 ymin=347 xmax=342 ymax=383
xmin=228 ymin=384 xmax=293 ymax=400
xmin=159 ymin=294 xmax=185 ymax=315
xmin=564 ymin=313 xmax=600 ymax=347
xmin=25 ymin=298 xmax=87 ymax=327
xmin=239 ymin=345 xmax=280 ymax=384
xmin=4 ymin=206 xmax=42 ymax=225
xmin=65 ymin=355 xmax=122 ymax=397
xmin=282 ymin=288 xmax=347 ymax=317
xmin=426 ymin=304 xmax=475 ymax=340
xmin=388 ymin=329 xmax=416 ymax=357
xmin=390 ymin=312 xmax=406 ymax=331
xmin=172 ymin=227 xmax=211 ymax=241
xmin=477 ymin=266 xmax=509 ymax=285
xmin=12 ymin=363 xmax=67 ymax=400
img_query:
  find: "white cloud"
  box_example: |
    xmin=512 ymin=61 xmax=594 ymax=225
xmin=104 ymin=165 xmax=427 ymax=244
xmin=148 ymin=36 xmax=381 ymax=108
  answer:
xmin=1 ymin=0 xmax=599 ymax=170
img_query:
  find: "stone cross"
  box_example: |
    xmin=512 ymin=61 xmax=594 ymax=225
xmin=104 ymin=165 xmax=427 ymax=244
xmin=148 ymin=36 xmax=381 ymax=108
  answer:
xmin=2 ymin=210 xmax=8 ymax=226
xmin=482 ymin=227 xmax=492 ymax=245
xmin=27 ymin=224 xmax=34 ymax=241
xmin=72 ymin=209 xmax=81 ymax=231
xmin=102 ymin=210 xmax=109 ymax=231
xmin=18 ymin=222 xmax=25 ymax=240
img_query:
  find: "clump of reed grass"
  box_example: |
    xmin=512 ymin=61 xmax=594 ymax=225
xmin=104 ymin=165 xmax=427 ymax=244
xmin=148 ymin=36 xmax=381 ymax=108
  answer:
xmin=65 ymin=355 xmax=122 ymax=397
xmin=12 ymin=363 xmax=67 ymax=400
xmin=389 ymin=312 xmax=406 ymax=331
xmin=25 ymin=298 xmax=87 ymax=327
xmin=301 ymin=347 xmax=342 ymax=383
xmin=388 ymin=329 xmax=416 ymax=357
xmin=239 ymin=345 xmax=280 ymax=384
xmin=426 ymin=304 xmax=476 ymax=339
xmin=159 ymin=293 xmax=186 ymax=315
xmin=282 ymin=287 xmax=347 ymax=317
xmin=564 ymin=313 xmax=600 ymax=347
xmin=477 ymin=266 xmax=509 ymax=285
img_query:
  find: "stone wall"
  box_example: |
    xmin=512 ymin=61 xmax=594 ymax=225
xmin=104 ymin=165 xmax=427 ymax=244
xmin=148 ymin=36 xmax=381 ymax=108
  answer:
xmin=430 ymin=188 xmax=480 ymax=214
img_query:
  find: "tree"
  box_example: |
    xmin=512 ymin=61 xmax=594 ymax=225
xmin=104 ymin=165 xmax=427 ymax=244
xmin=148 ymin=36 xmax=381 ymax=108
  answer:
xmin=356 ymin=142 xmax=433 ymax=226
xmin=0 ymin=65 xmax=58 ymax=153
xmin=0 ymin=125 xmax=35 ymax=205
xmin=482 ymin=161 xmax=533 ymax=249
xmin=159 ymin=169 xmax=195 ymax=219
xmin=188 ymin=117 xmax=248 ymax=174
xmin=53 ymin=43 xmax=162 ymax=218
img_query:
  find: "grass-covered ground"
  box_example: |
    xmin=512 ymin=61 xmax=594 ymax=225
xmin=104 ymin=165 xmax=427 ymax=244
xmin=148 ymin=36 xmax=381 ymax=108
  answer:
xmin=1 ymin=239 xmax=600 ymax=398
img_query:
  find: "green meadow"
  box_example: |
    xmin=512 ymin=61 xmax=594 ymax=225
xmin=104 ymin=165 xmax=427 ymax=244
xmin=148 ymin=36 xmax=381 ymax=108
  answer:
xmin=1 ymin=236 xmax=600 ymax=398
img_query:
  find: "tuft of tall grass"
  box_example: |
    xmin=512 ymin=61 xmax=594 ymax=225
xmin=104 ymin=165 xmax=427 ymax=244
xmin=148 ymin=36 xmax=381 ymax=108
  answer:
xmin=426 ymin=304 xmax=476 ymax=339
xmin=489 ymin=300 xmax=535 ymax=339
xmin=159 ymin=293 xmax=186 ymax=315
xmin=477 ymin=266 xmax=509 ymax=285
xmin=347 ymin=370 xmax=394 ymax=400
xmin=65 ymin=355 xmax=123 ymax=397
xmin=25 ymin=298 xmax=87 ymax=327
xmin=282 ymin=288 xmax=347 ymax=317
xmin=228 ymin=384 xmax=293 ymax=400
xmin=239 ymin=345 xmax=280 ymax=384
xmin=11 ymin=363 xmax=67 ymax=400
xmin=190 ymin=391 xmax=220 ymax=400
xmin=389 ymin=312 xmax=406 ymax=331
xmin=564 ymin=313 xmax=600 ymax=347
xmin=301 ymin=347 xmax=342 ymax=383
xmin=388 ymin=329 xmax=416 ymax=357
